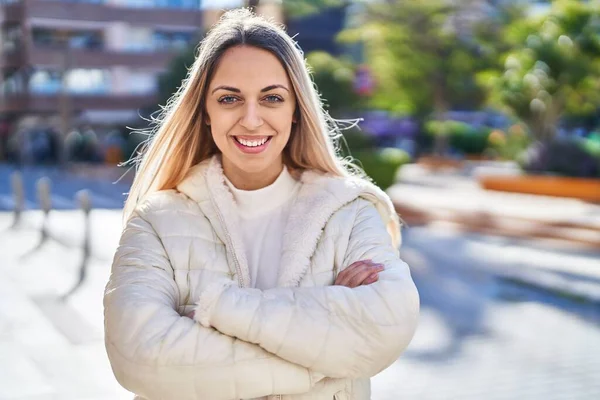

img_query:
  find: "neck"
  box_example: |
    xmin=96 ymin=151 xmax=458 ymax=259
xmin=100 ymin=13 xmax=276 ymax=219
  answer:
xmin=222 ymin=157 xmax=284 ymax=190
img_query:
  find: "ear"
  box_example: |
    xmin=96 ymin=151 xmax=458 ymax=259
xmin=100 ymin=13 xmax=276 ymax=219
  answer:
xmin=205 ymin=115 xmax=211 ymax=126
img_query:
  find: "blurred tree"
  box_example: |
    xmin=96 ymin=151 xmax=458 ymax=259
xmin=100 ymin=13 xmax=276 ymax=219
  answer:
xmin=157 ymin=44 xmax=197 ymax=113
xmin=305 ymin=51 xmax=362 ymax=114
xmin=282 ymin=0 xmax=348 ymax=18
xmin=339 ymin=0 xmax=502 ymax=155
xmin=340 ymin=0 xmax=505 ymax=115
xmin=480 ymin=0 xmax=600 ymax=143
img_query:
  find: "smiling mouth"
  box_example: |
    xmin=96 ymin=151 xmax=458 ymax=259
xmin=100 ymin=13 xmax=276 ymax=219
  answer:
xmin=233 ymin=136 xmax=272 ymax=148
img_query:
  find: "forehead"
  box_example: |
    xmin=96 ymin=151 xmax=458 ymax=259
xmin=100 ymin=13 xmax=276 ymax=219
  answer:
xmin=210 ymin=46 xmax=291 ymax=89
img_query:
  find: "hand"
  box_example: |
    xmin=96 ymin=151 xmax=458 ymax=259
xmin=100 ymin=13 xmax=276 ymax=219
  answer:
xmin=334 ymin=259 xmax=384 ymax=288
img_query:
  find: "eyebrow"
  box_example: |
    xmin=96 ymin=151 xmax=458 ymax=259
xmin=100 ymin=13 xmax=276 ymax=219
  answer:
xmin=211 ymin=84 xmax=289 ymax=94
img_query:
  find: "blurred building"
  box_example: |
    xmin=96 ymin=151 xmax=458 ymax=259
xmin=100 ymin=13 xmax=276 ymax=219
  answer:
xmin=0 ymin=0 xmax=204 ymax=143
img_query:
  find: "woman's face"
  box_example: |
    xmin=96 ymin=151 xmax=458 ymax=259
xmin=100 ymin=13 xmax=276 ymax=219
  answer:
xmin=205 ymin=45 xmax=297 ymax=183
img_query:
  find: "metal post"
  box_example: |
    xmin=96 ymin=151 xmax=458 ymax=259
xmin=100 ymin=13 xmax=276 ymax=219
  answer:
xmin=63 ymin=190 xmax=91 ymax=299
xmin=11 ymin=171 xmax=24 ymax=228
xmin=36 ymin=177 xmax=52 ymax=246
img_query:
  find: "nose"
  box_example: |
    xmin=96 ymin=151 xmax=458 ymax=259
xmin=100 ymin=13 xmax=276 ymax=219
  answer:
xmin=239 ymin=102 xmax=263 ymax=131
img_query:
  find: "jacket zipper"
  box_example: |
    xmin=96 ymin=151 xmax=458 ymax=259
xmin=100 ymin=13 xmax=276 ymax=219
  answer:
xmin=210 ymin=191 xmax=245 ymax=288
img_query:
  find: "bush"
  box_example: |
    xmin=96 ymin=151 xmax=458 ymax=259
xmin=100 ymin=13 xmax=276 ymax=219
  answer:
xmin=306 ymin=51 xmax=362 ymax=114
xmin=424 ymin=120 xmax=491 ymax=155
xmin=352 ymin=148 xmax=411 ymax=189
xmin=486 ymin=124 xmax=531 ymax=160
xmin=520 ymin=138 xmax=600 ymax=178
xmin=338 ymin=129 xmax=375 ymax=156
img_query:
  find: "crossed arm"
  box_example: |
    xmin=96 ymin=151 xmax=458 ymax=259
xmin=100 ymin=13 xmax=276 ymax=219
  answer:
xmin=192 ymin=201 xmax=419 ymax=379
xmin=104 ymin=202 xmax=419 ymax=399
xmin=104 ymin=213 xmax=320 ymax=400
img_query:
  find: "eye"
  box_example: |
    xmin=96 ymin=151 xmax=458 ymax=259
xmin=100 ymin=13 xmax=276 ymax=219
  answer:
xmin=218 ymin=95 xmax=240 ymax=105
xmin=263 ymin=94 xmax=284 ymax=103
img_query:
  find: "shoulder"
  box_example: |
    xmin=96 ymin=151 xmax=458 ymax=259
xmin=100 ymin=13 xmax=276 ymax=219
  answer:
xmin=329 ymin=197 xmax=382 ymax=231
xmin=136 ymin=189 xmax=198 ymax=216
xmin=131 ymin=190 xmax=207 ymax=233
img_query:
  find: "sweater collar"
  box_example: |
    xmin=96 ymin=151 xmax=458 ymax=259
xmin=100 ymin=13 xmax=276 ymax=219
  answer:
xmin=224 ymin=165 xmax=299 ymax=218
xmin=176 ymin=155 xmax=401 ymax=288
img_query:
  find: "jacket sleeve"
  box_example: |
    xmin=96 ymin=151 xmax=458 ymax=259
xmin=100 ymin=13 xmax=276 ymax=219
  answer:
xmin=195 ymin=200 xmax=420 ymax=379
xmin=103 ymin=209 xmax=319 ymax=400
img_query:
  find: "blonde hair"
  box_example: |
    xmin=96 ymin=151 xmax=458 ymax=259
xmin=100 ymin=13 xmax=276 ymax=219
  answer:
xmin=123 ymin=8 xmax=361 ymax=222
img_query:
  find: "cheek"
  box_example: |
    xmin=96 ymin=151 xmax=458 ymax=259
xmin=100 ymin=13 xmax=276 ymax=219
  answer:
xmin=206 ymin=109 xmax=233 ymax=140
xmin=270 ymin=108 xmax=295 ymax=135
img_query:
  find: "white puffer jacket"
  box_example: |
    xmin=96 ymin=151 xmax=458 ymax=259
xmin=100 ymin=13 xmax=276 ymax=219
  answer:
xmin=104 ymin=156 xmax=419 ymax=400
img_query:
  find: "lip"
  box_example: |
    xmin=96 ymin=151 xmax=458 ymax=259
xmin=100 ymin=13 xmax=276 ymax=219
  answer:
xmin=232 ymin=136 xmax=273 ymax=154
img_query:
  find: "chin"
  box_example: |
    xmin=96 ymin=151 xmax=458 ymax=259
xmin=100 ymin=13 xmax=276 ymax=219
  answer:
xmin=233 ymin=155 xmax=278 ymax=173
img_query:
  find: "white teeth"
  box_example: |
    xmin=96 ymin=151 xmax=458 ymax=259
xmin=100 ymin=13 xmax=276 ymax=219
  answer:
xmin=237 ymin=137 xmax=268 ymax=147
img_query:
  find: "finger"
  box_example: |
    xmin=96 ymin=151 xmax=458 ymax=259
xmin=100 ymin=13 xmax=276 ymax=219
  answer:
xmin=347 ymin=268 xmax=376 ymax=288
xmin=362 ymin=272 xmax=380 ymax=285
xmin=334 ymin=260 xmax=372 ymax=285
xmin=336 ymin=261 xmax=376 ymax=286
xmin=335 ymin=260 xmax=384 ymax=286
xmin=345 ymin=264 xmax=384 ymax=288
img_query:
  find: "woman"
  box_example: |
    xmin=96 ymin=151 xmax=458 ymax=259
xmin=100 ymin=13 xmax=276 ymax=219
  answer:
xmin=104 ymin=9 xmax=419 ymax=400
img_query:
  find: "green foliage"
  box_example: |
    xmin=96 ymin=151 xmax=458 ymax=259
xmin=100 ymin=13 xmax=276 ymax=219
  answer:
xmin=283 ymin=0 xmax=348 ymax=17
xmin=480 ymin=0 xmax=600 ymax=142
xmin=306 ymin=51 xmax=362 ymax=114
xmin=486 ymin=124 xmax=531 ymax=160
xmin=338 ymin=129 xmax=375 ymax=155
xmin=158 ymin=45 xmax=198 ymax=111
xmin=582 ymin=132 xmax=600 ymax=158
xmin=339 ymin=0 xmax=492 ymax=116
xmin=353 ymin=148 xmax=411 ymax=189
xmin=424 ymin=120 xmax=491 ymax=155
xmin=336 ymin=129 xmax=409 ymax=189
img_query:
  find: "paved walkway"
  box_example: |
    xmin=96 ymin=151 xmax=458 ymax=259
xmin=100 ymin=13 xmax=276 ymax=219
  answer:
xmin=1 ymin=211 xmax=599 ymax=399
xmin=0 ymin=211 xmax=129 ymax=400
xmin=0 ymin=165 xmax=130 ymax=211
xmin=375 ymin=227 xmax=600 ymax=400
xmin=388 ymin=164 xmax=600 ymax=301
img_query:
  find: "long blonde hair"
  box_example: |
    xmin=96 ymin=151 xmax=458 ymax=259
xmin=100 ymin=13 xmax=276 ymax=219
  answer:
xmin=123 ymin=8 xmax=361 ymax=222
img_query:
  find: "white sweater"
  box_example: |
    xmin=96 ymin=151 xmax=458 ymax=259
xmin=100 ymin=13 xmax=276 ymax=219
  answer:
xmin=224 ymin=166 xmax=301 ymax=290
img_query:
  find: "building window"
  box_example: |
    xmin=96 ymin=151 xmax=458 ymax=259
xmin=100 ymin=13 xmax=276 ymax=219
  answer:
xmin=122 ymin=27 xmax=154 ymax=52
xmin=32 ymin=28 xmax=104 ymax=51
xmin=2 ymin=25 xmax=22 ymax=53
xmin=153 ymin=31 xmax=194 ymax=51
xmin=29 ymin=70 xmax=63 ymax=94
xmin=126 ymin=72 xmax=157 ymax=94
xmin=65 ymin=69 xmax=110 ymax=94
xmin=2 ymin=70 xmax=26 ymax=95
xmin=28 ymin=68 xmax=110 ymax=95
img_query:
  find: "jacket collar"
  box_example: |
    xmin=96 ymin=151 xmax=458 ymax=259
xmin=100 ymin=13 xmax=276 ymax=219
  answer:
xmin=177 ymin=155 xmax=401 ymax=288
